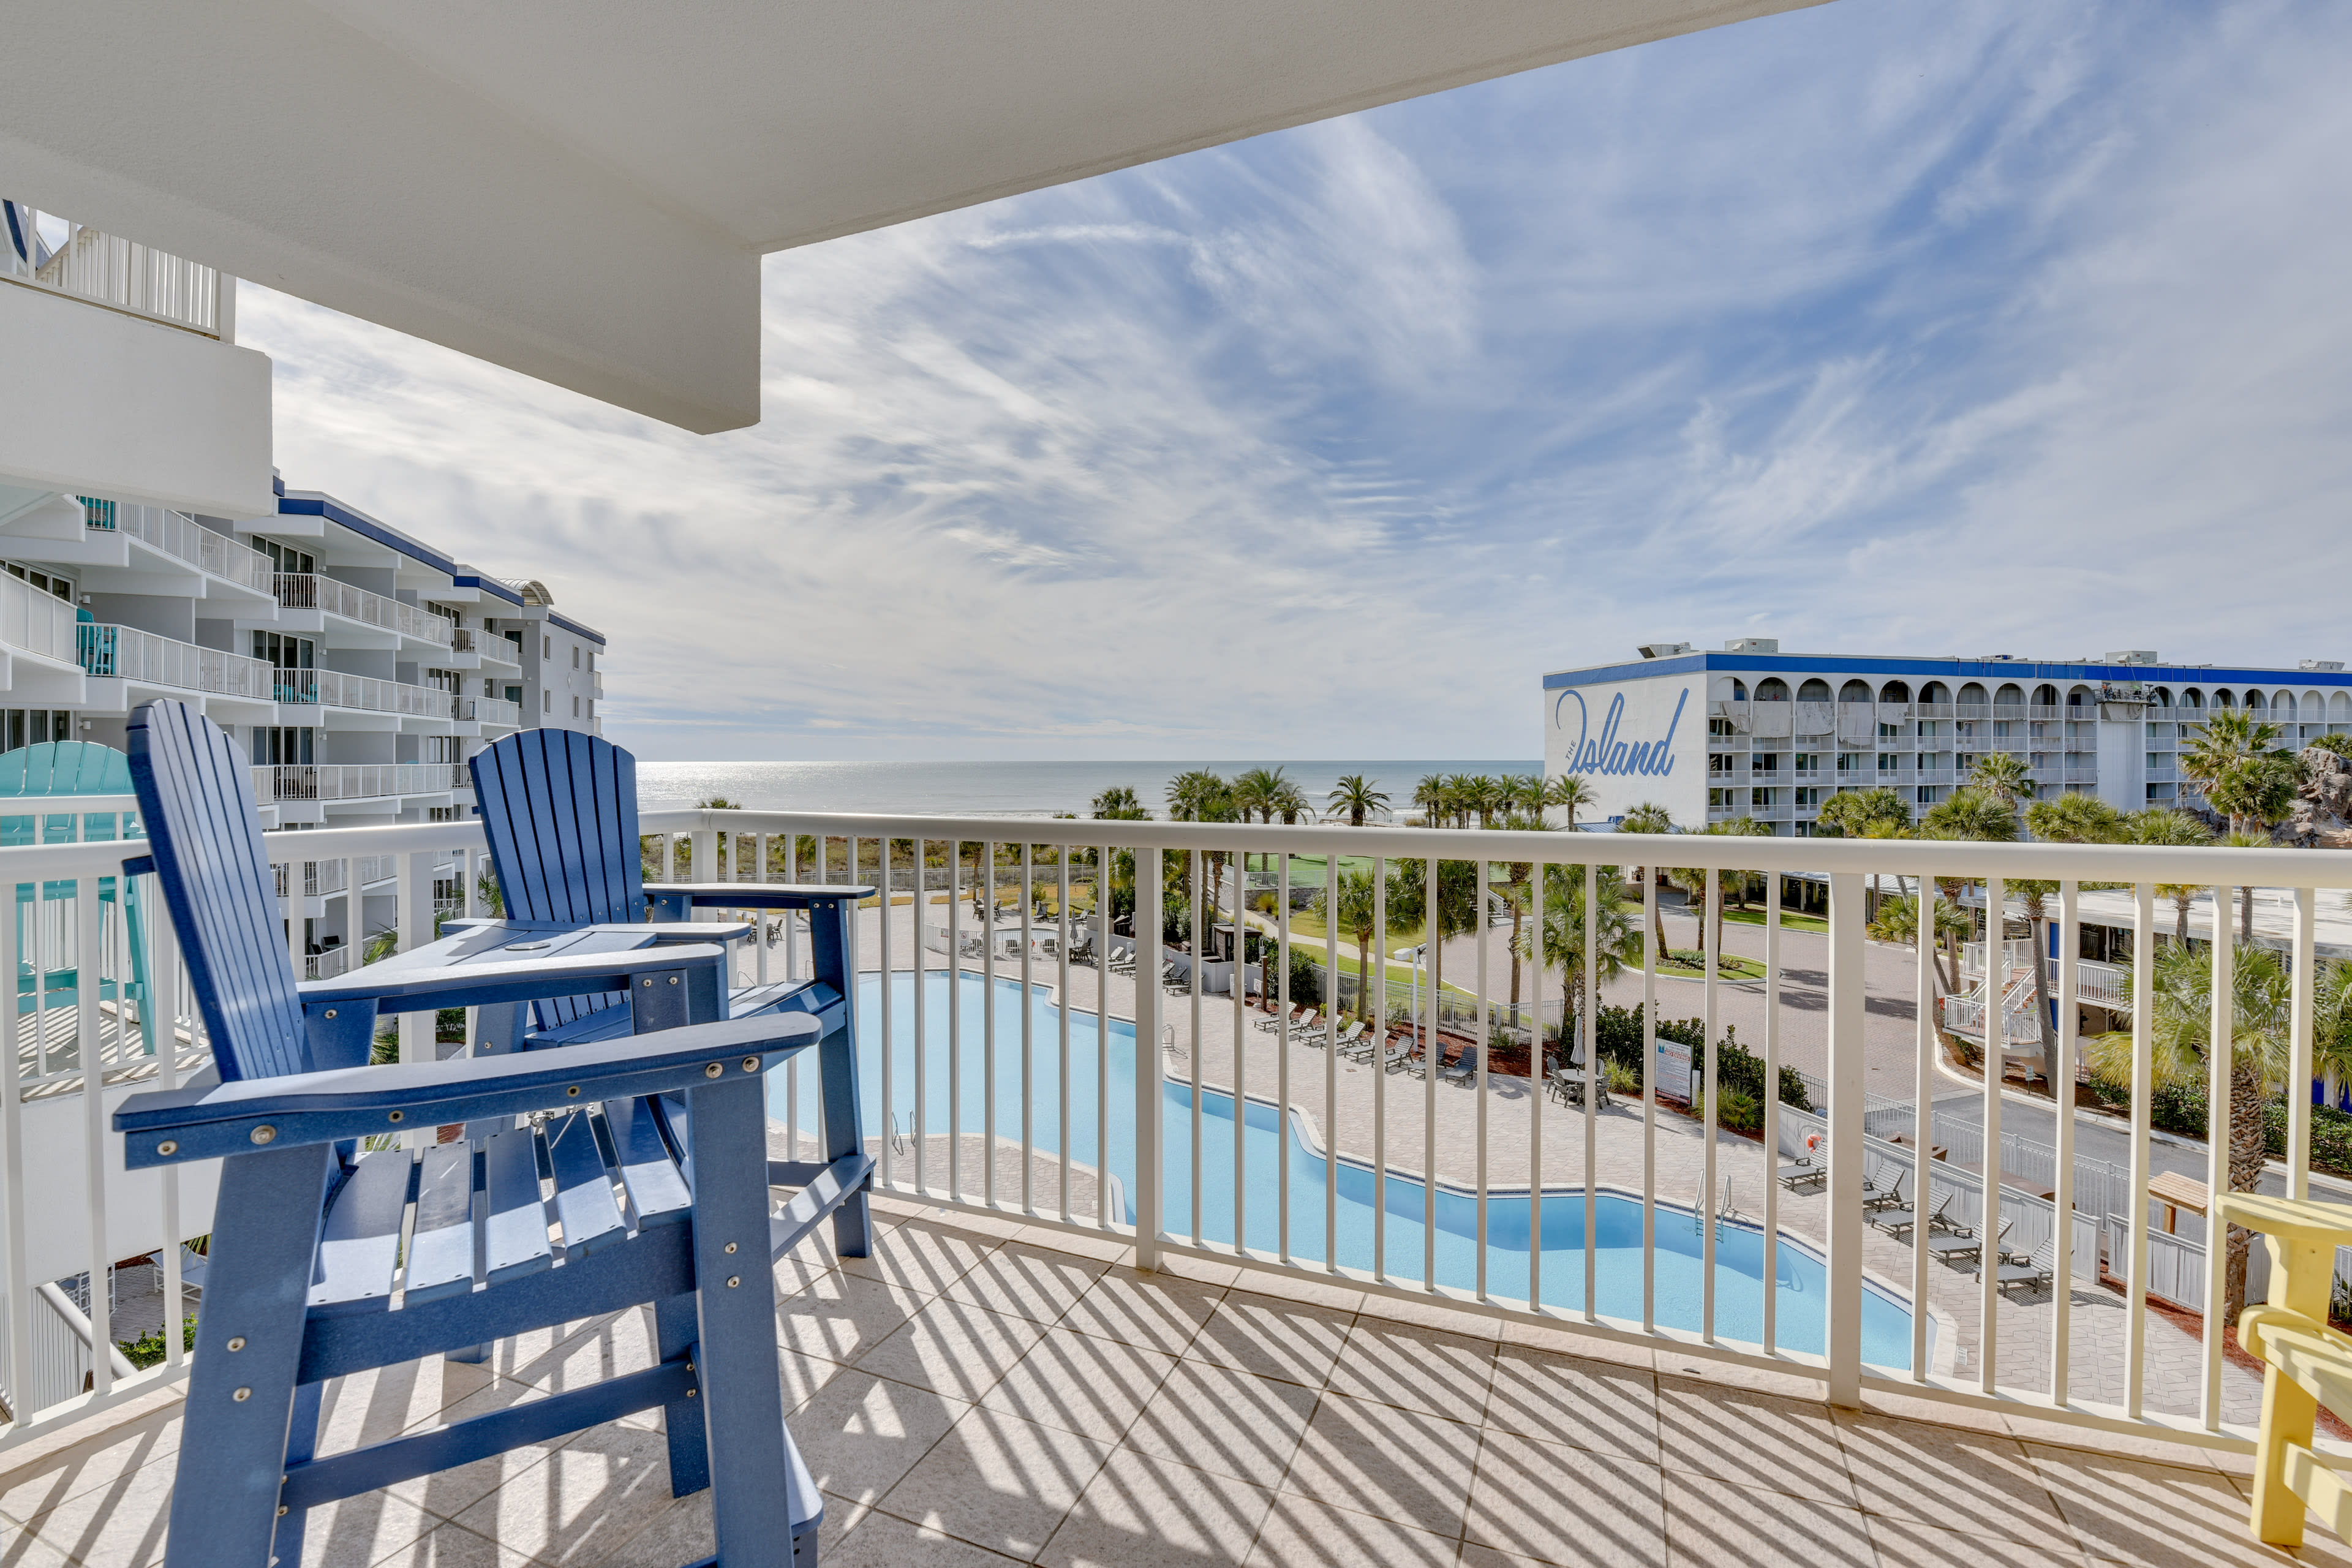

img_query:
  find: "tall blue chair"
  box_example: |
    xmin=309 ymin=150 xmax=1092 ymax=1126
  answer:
xmin=467 ymin=728 xmax=873 ymax=1261
xmin=112 ymin=702 xmax=849 ymax=1567
xmin=0 ymin=741 xmax=154 ymax=1057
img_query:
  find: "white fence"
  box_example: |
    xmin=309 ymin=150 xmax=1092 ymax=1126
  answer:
xmin=9 ymin=212 xmax=222 ymax=336
xmin=273 ymin=575 xmax=453 ymax=647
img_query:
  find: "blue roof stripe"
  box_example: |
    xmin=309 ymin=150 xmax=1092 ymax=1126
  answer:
xmin=276 ymin=489 xmax=606 ymax=643
xmin=1542 ymin=653 xmax=2352 ymax=690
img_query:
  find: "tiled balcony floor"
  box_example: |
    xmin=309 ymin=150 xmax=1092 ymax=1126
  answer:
xmin=0 ymin=1195 xmax=2334 ymax=1568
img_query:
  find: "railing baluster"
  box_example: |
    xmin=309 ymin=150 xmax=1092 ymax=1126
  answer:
xmin=2 ymin=864 xmax=32 ymax=1417
xmin=1021 ymin=842 xmax=1035 ymax=1216
xmin=1275 ymin=850 xmax=1291 ymax=1266
xmin=1980 ymin=873 xmax=2004 ymax=1396
xmin=1232 ymin=838 xmax=1246 ymax=1259
xmin=1474 ymin=855 xmax=1490 ymax=1302
xmin=984 ymin=839 xmax=1000 ymax=1211
xmin=1528 ymin=857 xmax=1545 ymax=1316
xmin=2291 ymin=886 xmax=2315 ymax=1200
xmin=880 ymin=837 xmax=894 ymax=1196
xmin=152 ymin=887 xmax=186 ymax=1370
xmin=1189 ymin=849 xmax=1203 ymax=1250
xmin=77 ymin=879 xmax=109 ymax=1397
xmin=1581 ymin=858 xmax=1597 ymax=1322
xmin=1702 ymin=866 xmax=1719 ymax=1343
xmin=1825 ymin=870 xmax=1866 ymax=1409
xmin=1907 ymin=870 xmax=1932 ymax=1381
xmin=1135 ymin=845 xmax=1164 ymax=1267
xmin=1766 ymin=873 xmax=1784 ymax=1358
xmin=915 ymin=839 xmax=930 ymax=1199
xmin=2126 ymin=883 xmax=2153 ymax=1420
xmin=948 ymin=839 xmax=962 ymax=1203
xmin=1371 ymin=855 xmax=1387 ymax=1285
xmin=1096 ymin=842 xmax=1110 ymax=1231
xmin=2051 ymin=880 xmax=2078 ymax=1406
xmin=2201 ymin=880 xmax=2233 ymax=1431
xmin=1423 ymin=854 xmax=1439 ymax=1293
xmin=1642 ymin=866 xmax=1658 ymax=1335
xmin=1058 ymin=844 xmax=1072 ymax=1226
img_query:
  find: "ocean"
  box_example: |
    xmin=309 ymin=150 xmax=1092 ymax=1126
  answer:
xmin=633 ymin=760 xmax=1539 ymax=820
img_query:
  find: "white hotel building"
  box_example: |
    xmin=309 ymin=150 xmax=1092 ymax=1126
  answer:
xmin=1543 ymin=638 xmax=2352 ymax=835
xmin=2 ymin=199 xmax=605 ymax=968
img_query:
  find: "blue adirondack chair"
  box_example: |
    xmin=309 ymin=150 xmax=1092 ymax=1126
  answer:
xmin=0 ymin=741 xmax=155 ymax=1057
xmin=466 ymin=728 xmax=873 ymax=1257
xmin=112 ymin=701 xmax=854 ymax=1567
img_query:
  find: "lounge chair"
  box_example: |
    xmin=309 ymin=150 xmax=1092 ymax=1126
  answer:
xmin=1979 ymin=1234 xmax=2057 ymax=1297
xmin=1926 ymin=1216 xmax=2011 ymax=1268
xmin=1860 ymin=1168 xmax=1909 ymax=1217
xmin=1253 ymin=1002 xmax=1297 ymax=1033
xmin=1777 ymin=1155 xmax=1826 ymax=1192
xmin=1441 ymin=1044 xmax=1481 ymax=1086
xmin=1333 ymin=1021 xmax=1370 ymax=1058
xmin=1294 ymin=1009 xmax=1321 ymax=1039
xmin=1376 ymin=1033 xmax=1413 ymax=1072
xmin=1879 ymin=1189 xmax=1952 ymax=1241
xmin=1400 ymin=1038 xmax=1432 ymax=1079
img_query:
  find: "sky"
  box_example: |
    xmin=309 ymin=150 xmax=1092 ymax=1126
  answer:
xmin=239 ymin=0 xmax=2352 ymax=763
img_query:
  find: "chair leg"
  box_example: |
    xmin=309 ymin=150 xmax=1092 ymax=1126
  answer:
xmin=656 ymin=1291 xmax=710 ymax=1498
xmin=818 ymin=1023 xmax=870 ymax=1259
xmin=163 ymin=1144 xmax=334 ymax=1567
xmin=270 ymin=1381 xmax=325 ymax=1567
xmin=687 ymin=1076 xmax=797 ymax=1567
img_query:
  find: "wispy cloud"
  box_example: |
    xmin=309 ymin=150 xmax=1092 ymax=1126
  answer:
xmin=239 ymin=0 xmax=2352 ymax=757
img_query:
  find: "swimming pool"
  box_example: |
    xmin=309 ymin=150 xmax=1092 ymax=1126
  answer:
xmin=771 ymin=971 xmax=1921 ymax=1370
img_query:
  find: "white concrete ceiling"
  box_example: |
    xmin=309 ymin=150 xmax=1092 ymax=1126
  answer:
xmin=2 ymin=1 xmax=1823 ymax=432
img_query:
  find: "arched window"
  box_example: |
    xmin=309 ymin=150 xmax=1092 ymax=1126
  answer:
xmin=2180 ymin=688 xmax=2203 ymax=710
xmin=1994 ymin=682 xmax=2024 ymax=706
xmin=2032 ymin=684 xmax=2057 ymax=707
xmin=2150 ymin=686 xmax=2173 ymax=707
xmin=1755 ymin=677 xmax=1790 ymax=701
xmin=2274 ymin=689 xmax=2296 ymax=716
xmin=1921 ymin=681 xmax=1950 ymax=703
xmin=1958 ymin=682 xmax=1988 ymax=704
xmin=1879 ymin=680 xmax=1910 ymax=704
xmin=2067 ymin=685 xmax=2094 ymax=709
xmin=2247 ymin=690 xmax=2266 ymax=711
xmin=2307 ymin=690 xmax=2326 ymax=715
xmin=1838 ymin=679 xmax=1872 ymax=703
xmin=1798 ymin=678 xmax=1831 ymax=701
xmin=1731 ymin=679 xmax=1749 ymax=701
xmin=2214 ymin=688 xmax=2236 ymax=707
xmin=2333 ymin=692 xmax=2351 ymax=722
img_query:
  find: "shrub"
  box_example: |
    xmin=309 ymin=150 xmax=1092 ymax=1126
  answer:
xmin=1287 ymin=947 xmax=1321 ymax=1007
xmin=1584 ymin=1006 xmax=1809 ymax=1110
xmin=1711 ymin=1087 xmax=1762 ymax=1134
xmin=1603 ymin=1060 xmax=1640 ymax=1097
xmin=2267 ymin=1098 xmax=2352 ymax=1180
xmin=120 ymin=1315 xmax=198 ymax=1370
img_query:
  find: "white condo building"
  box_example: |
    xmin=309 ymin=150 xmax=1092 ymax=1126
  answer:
xmin=2 ymin=198 xmax=606 ymax=972
xmin=1543 ymin=638 xmax=2352 ymax=835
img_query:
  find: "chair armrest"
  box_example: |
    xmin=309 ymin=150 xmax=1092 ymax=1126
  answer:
xmin=441 ymin=918 xmax=755 ymax=945
xmin=646 ymin=882 xmax=877 ymax=911
xmin=297 ymin=943 xmax=728 ymax=1014
xmin=117 ymin=1012 xmax=820 ymax=1167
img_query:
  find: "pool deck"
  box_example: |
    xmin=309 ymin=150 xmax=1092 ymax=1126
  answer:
xmin=853 ymin=900 xmax=2262 ymax=1430
xmin=0 ymin=1192 xmax=2317 ymax=1567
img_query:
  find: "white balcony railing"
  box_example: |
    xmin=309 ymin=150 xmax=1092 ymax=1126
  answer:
xmin=5 ymin=208 xmax=222 ymax=336
xmin=464 ymin=695 xmax=521 ymax=727
xmin=0 ymin=573 xmax=83 ymax=668
xmin=303 ymin=946 xmax=351 ymax=981
xmin=273 ymin=668 xmax=456 ymax=718
xmin=78 ymin=624 xmax=275 ymax=700
xmin=6 ymin=807 xmax=2343 ymax=1465
xmin=85 ymin=503 xmax=273 ymax=592
xmin=262 ymin=763 xmax=462 ymax=802
xmin=272 ymin=575 xmax=453 ymax=647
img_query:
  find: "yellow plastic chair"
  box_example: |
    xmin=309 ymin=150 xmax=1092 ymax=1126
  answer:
xmin=2218 ymin=1193 xmax=2352 ymax=1547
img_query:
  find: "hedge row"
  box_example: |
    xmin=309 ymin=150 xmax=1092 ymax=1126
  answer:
xmin=1589 ymin=1004 xmax=1812 ymax=1113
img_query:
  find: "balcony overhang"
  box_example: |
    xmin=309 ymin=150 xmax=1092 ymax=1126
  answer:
xmin=0 ymin=1 xmax=1822 ymax=433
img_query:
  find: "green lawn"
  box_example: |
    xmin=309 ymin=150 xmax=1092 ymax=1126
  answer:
xmin=1719 ymin=905 xmax=1828 ymax=935
xmin=1626 ymin=937 xmax=1769 ymax=982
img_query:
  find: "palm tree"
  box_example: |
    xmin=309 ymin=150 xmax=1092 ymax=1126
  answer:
xmin=1672 ymin=816 xmax=1771 ymax=960
xmin=1918 ymin=786 xmax=2021 ymax=1033
xmin=1393 ymin=855 xmax=1480 ymax=1042
xmin=1317 ymin=864 xmax=1403 ymax=1023
xmin=2015 ymin=794 xmax=2128 ymax=1087
xmin=1164 ymin=770 xmax=1237 ymax=924
xmin=1091 ymin=785 xmax=1147 ymax=820
xmin=1412 ymin=775 xmax=1447 ymax=828
xmin=2217 ymin=829 xmax=2275 ymax=941
xmin=2129 ymin=807 xmax=2216 ymax=943
xmin=1867 ymin=892 xmax=1971 ymax=995
xmin=1507 ymin=775 xmax=1547 ymax=817
xmin=1485 ymin=813 xmax=1552 ymax=1024
xmin=2086 ymin=943 xmax=2352 ymax=1340
xmin=1817 ymin=785 xmax=1912 ymax=919
xmin=1327 ymin=774 xmax=1389 ymax=828
xmin=1616 ymin=802 xmax=1676 ymax=959
xmin=1544 ymin=774 xmax=1597 ymax=831
xmin=1270 ymin=776 xmax=1310 ymax=824
xmin=1968 ymin=751 xmax=2035 ymax=809
xmin=2179 ymin=709 xmax=2287 ymax=831
xmin=1520 ymin=862 xmax=1641 ymax=1057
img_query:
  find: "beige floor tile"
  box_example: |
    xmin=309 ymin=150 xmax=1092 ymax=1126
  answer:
xmin=1484 ymin=1344 xmax=1660 ymax=1463
xmin=1007 ymin=1223 xmax=1134 ymax=1264
xmin=0 ymin=1527 xmax=75 ymax=1567
xmin=2026 ymin=1443 xmax=2340 ymax=1568
xmin=1504 ymin=1321 xmax=1659 ymax=1369
xmin=777 ymin=1268 xmax=933 ymax=1366
xmin=1278 ymin=1391 xmax=1478 ymax=1537
xmin=1461 ymin=1547 xmax=1577 ymax=1568
xmin=1651 ymin=1354 xmax=1830 ymax=1402
xmin=375 ymin=1379 xmax=583 ymax=1522
xmin=1833 ymin=1410 xmax=2067 ymax=1545
xmin=880 ymin=1406 xmax=1115 ymax=1559
xmin=942 ymin=1239 xmax=1111 ymax=1325
xmin=0 ymin=1407 xmax=180 ymax=1528
xmin=1464 ymin=1435 xmax=1667 ymax=1567
xmin=1857 ymin=1387 xmax=2016 ymax=1438
xmin=790 ymin=1369 xmax=971 ymax=1506
xmin=1187 ymin=1291 xmax=1354 ymax=1389
xmin=838 ymin=1218 xmax=998 ymax=1296
xmin=1153 ymin=1253 xmax=1245 ymax=1289
xmin=311 ymin=1358 xmax=508 ymax=1459
xmin=504 ymin=1304 xmax=660 ymax=1396
xmin=979 ymin=1324 xmax=1180 ymax=1444
xmin=10 ymin=1447 xmax=179 ymax=1568
xmin=1864 ymin=1513 xmax=2094 ymax=1567
xmin=1246 ymin=1492 xmax=1461 ymax=1567
xmin=443 ymin=1420 xmax=682 ymax=1564
xmin=1322 ymin=1317 xmax=1494 ymax=1421
xmin=1123 ymin=1359 xmax=1321 ymax=1485
xmin=0 ymin=1387 xmax=181 ymax=1493
xmin=1355 ymin=1291 xmax=1507 ymax=1342
xmin=364 ymin=1518 xmax=540 ymax=1567
xmin=831 ymin=1503 xmax=1041 ymax=1565
xmin=1037 ymin=1446 xmax=1277 ymax=1568
xmin=1661 ymin=1472 xmax=1873 ymax=1567
xmin=1225 ymin=1269 xmax=1366 ymax=1315
xmin=854 ymin=1297 xmax=1049 ymax=1403
xmin=1062 ymin=1265 xmax=1226 ymax=1356
xmin=1654 ymin=1377 xmax=1854 ymax=1506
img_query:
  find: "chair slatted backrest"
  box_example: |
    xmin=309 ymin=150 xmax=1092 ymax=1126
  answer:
xmin=126 ymin=701 xmax=310 ymax=1080
xmin=470 ymin=730 xmax=643 ymax=1031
